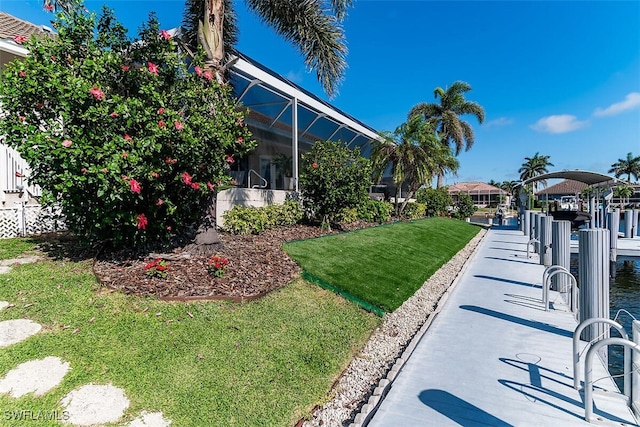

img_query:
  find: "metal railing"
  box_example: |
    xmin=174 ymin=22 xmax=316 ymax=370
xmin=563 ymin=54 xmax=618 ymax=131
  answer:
xmin=541 ymin=265 xmax=577 ymax=313
xmin=248 ymin=169 xmax=268 ymax=189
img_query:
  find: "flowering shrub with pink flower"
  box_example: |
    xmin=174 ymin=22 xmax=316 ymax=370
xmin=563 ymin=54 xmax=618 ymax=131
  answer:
xmin=0 ymin=3 xmax=255 ymax=248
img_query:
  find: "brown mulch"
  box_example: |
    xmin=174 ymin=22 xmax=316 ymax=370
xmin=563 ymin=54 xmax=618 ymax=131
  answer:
xmin=92 ymin=221 xmax=381 ymax=301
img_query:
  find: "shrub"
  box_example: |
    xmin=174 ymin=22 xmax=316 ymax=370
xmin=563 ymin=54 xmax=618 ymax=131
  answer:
xmin=222 ymin=201 xmax=302 ymax=234
xmin=0 ymin=4 xmax=255 ymax=248
xmin=452 ymin=193 xmax=477 ymax=219
xmin=300 ymin=141 xmax=372 ymax=227
xmin=402 ymin=202 xmax=426 ymax=219
xmin=337 ymin=207 xmax=359 ymax=224
xmin=416 ymin=187 xmax=452 ymax=217
xmin=356 ymin=199 xmax=393 ymax=223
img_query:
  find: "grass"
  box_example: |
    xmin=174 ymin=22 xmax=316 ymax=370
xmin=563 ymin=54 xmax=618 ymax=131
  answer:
xmin=0 ymin=238 xmax=39 ymax=259
xmin=0 ymin=239 xmax=380 ymax=426
xmin=284 ymin=218 xmax=481 ymax=312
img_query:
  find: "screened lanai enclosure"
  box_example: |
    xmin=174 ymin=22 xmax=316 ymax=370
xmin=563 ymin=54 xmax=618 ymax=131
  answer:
xmin=228 ymin=52 xmax=379 ymax=191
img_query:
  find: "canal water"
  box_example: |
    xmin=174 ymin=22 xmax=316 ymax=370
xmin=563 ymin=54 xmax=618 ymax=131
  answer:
xmin=568 ymin=255 xmax=640 ymax=391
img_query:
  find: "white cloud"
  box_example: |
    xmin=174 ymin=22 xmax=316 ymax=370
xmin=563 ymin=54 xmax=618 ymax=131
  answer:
xmin=285 ymin=70 xmax=304 ymax=84
xmin=530 ymin=114 xmax=588 ymax=134
xmin=593 ymin=92 xmax=640 ymax=117
xmin=483 ymin=117 xmax=514 ymax=128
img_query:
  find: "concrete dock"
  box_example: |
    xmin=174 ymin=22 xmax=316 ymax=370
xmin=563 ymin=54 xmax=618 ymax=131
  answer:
xmin=367 ymin=227 xmax=638 ymax=426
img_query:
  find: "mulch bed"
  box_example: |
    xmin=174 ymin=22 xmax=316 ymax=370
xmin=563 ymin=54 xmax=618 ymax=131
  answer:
xmin=92 ymin=221 xmax=381 ymax=300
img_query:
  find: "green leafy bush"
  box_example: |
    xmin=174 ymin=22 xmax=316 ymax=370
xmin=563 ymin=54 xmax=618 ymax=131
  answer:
xmin=452 ymin=193 xmax=477 ymax=219
xmin=300 ymin=141 xmax=372 ymax=227
xmin=223 ymin=201 xmax=302 ymax=234
xmin=0 ymin=4 xmax=255 ymax=248
xmin=402 ymin=202 xmax=426 ymax=219
xmin=337 ymin=207 xmax=360 ymax=224
xmin=416 ymin=187 xmax=453 ymax=216
xmin=356 ymin=199 xmax=393 ymax=223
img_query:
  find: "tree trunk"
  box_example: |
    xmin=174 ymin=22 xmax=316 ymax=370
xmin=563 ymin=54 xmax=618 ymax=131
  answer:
xmin=203 ymin=0 xmax=225 ymax=83
xmin=436 ymin=172 xmax=443 ymax=188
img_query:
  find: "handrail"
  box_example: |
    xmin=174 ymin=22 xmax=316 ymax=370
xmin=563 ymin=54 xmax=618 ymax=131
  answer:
xmin=542 ymin=265 xmax=569 ymax=292
xmin=542 ymin=268 xmax=577 ymax=313
xmin=584 ymin=337 xmax=640 ymax=422
xmin=248 ymin=169 xmax=268 ymax=189
xmin=573 ymin=318 xmax=628 ymax=391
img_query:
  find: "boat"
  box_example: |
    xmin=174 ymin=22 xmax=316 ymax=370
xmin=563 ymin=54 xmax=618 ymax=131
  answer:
xmin=549 ymin=209 xmax=591 ymax=229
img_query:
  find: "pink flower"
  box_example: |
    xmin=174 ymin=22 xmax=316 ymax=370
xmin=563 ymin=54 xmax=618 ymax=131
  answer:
xmin=225 ymin=155 xmax=234 ymax=164
xmin=312 ymin=162 xmax=318 ymax=169
xmin=121 ymin=65 xmax=130 ymax=71
xmin=19 ymin=71 xmax=26 ymax=77
xmin=207 ymin=181 xmax=215 ymax=191
xmin=160 ymin=30 xmax=171 ymax=40
xmin=167 ymin=226 xmax=172 ymax=231
xmin=89 ymin=86 xmax=105 ymax=100
xmin=165 ymin=157 xmax=176 ymax=165
xmin=101 ymin=168 xmax=108 ymax=173
xmin=174 ymin=121 xmax=184 ymax=131
xmin=61 ymin=140 xmax=72 ymax=148
xmin=191 ymin=182 xmax=200 ymax=190
xmin=81 ymin=167 xmax=87 ymax=173
xmin=150 ymin=172 xmax=159 ymax=179
xmin=123 ymin=134 xmax=132 ymax=141
xmin=110 ymin=112 xmax=118 ymax=118
xmin=44 ymin=4 xmax=54 ymax=11
xmin=182 ymin=172 xmax=192 ymax=185
xmin=13 ymin=35 xmax=26 ymax=44
xmin=19 ymin=116 xmax=25 ymax=122
xmin=158 ymin=120 xmax=165 ymax=128
xmin=148 ymin=62 xmax=159 ymax=75
xmin=122 ymin=151 xmax=128 ymax=159
xmin=203 ymin=71 xmax=213 ymax=81
xmin=129 ymin=179 xmax=141 ymax=194
xmin=156 ymin=198 xmax=164 ymax=206
xmin=194 ymin=66 xmax=202 ymax=76
xmin=157 ymin=107 xmax=164 ymax=115
xmin=237 ymin=136 xmax=243 ymax=143
xmin=231 ymin=179 xmax=237 ymax=185
xmin=237 ymin=117 xmax=244 ymax=126
xmin=137 ymin=213 xmax=148 ymax=230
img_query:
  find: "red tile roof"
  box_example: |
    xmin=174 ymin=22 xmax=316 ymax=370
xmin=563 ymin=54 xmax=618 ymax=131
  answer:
xmin=448 ymin=182 xmax=507 ymax=195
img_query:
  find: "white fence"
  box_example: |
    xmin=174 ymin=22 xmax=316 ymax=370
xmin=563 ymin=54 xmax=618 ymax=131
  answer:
xmin=0 ymin=204 xmax=66 ymax=238
xmin=1 ymin=143 xmax=41 ymax=201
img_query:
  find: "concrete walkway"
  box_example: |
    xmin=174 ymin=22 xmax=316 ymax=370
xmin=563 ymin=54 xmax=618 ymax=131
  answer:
xmin=368 ymin=227 xmax=638 ymax=426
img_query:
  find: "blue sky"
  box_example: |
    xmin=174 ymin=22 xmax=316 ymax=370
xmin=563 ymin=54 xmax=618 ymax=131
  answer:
xmin=3 ymin=0 xmax=639 ymax=185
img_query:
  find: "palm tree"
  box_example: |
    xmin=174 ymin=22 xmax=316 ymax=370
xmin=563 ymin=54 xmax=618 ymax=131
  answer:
xmin=371 ymin=115 xmax=457 ymax=216
xmin=44 ymin=0 xmax=352 ymax=98
xmin=609 ymin=152 xmax=640 ymax=183
xmin=409 ymin=81 xmax=484 ymax=186
xmin=519 ymin=153 xmax=554 ymax=189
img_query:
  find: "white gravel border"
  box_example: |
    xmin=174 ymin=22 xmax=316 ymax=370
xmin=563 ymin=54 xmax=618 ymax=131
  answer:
xmin=303 ymin=228 xmax=487 ymax=427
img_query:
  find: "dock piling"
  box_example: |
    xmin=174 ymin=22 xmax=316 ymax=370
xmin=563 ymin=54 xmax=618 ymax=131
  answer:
xmin=578 ymin=229 xmax=610 ymax=344
xmin=551 ymin=220 xmax=571 ymax=291
xmin=539 ymin=215 xmax=552 ymax=266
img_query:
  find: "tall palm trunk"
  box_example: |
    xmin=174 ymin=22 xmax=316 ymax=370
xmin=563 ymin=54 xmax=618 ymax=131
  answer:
xmin=200 ymin=0 xmax=225 ymax=82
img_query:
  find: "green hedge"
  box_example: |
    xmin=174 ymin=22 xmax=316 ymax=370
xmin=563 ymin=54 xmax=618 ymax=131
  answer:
xmin=402 ymin=202 xmax=426 ymax=219
xmin=222 ymin=200 xmax=303 ymax=234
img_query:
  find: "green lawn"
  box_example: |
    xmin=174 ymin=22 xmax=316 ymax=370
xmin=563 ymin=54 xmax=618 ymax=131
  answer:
xmin=0 ymin=239 xmax=380 ymax=426
xmin=284 ymin=218 xmax=481 ymax=312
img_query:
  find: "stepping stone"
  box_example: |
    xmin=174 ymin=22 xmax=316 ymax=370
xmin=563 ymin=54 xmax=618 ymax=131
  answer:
xmin=0 ymin=356 xmax=70 ymax=398
xmin=0 ymin=319 xmax=42 ymax=347
xmin=61 ymin=383 xmax=129 ymax=426
xmin=129 ymin=411 xmax=172 ymax=426
xmin=0 ymin=256 xmax=39 ymax=274
xmin=0 ymin=301 xmax=9 ymax=310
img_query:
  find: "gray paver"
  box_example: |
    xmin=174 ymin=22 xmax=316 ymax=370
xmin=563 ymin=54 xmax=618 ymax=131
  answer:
xmin=0 ymin=356 xmax=70 ymax=397
xmin=368 ymin=227 xmax=638 ymax=427
xmin=0 ymin=319 xmax=42 ymax=347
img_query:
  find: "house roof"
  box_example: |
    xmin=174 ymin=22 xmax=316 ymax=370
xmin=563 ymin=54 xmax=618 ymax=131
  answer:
xmin=448 ymin=182 xmax=507 ymax=195
xmin=0 ymin=12 xmax=54 ymax=39
xmin=536 ymin=179 xmax=587 ymax=196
